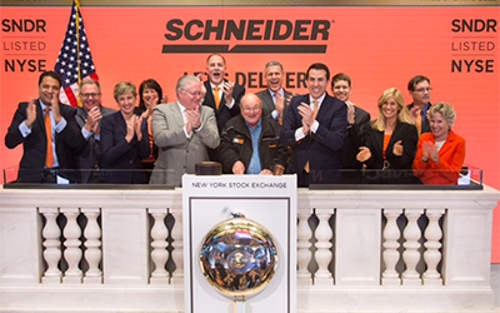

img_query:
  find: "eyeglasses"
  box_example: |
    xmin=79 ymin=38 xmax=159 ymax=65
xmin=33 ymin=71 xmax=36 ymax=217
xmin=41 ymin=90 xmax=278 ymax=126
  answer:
xmin=243 ymin=107 xmax=261 ymax=112
xmin=80 ymin=93 xmax=101 ymax=98
xmin=414 ymin=87 xmax=432 ymax=94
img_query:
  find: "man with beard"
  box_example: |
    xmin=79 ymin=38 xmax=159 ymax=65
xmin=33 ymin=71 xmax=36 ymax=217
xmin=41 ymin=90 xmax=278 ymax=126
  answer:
xmin=281 ymin=63 xmax=347 ymax=186
xmin=256 ymin=61 xmax=293 ymax=125
xmin=202 ymin=54 xmax=245 ymax=161
xmin=407 ymin=75 xmax=432 ymax=136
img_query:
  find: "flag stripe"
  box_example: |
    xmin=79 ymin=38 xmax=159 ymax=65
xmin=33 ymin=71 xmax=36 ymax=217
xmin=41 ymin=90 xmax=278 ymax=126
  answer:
xmin=55 ymin=0 xmax=98 ymax=107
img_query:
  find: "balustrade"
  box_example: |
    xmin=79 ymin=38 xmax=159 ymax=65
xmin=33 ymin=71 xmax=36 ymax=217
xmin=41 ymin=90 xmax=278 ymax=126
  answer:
xmin=0 ymin=186 xmax=498 ymax=312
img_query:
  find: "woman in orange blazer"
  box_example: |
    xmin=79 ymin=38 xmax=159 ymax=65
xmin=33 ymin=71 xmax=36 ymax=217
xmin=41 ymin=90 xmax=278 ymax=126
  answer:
xmin=413 ymin=102 xmax=466 ymax=185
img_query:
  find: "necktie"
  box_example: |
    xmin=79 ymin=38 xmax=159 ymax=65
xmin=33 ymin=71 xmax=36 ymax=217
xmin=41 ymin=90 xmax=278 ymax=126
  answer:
xmin=214 ymin=86 xmax=221 ymax=110
xmin=416 ymin=109 xmax=422 ymax=136
xmin=312 ymin=100 xmax=320 ymax=122
xmin=44 ymin=108 xmax=54 ymax=168
xmin=275 ymin=93 xmax=283 ymax=125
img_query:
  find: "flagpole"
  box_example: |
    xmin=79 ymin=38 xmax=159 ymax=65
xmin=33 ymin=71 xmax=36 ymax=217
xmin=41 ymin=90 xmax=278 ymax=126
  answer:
xmin=75 ymin=0 xmax=82 ymax=107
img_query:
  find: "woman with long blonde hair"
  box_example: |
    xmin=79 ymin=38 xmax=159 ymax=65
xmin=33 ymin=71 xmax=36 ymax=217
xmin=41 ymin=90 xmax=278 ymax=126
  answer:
xmin=356 ymin=87 xmax=418 ymax=184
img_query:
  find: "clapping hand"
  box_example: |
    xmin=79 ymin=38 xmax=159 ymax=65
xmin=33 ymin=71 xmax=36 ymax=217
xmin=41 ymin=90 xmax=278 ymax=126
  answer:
xmin=356 ymin=146 xmax=372 ymax=162
xmin=25 ymin=99 xmax=37 ymax=127
xmin=298 ymin=102 xmax=314 ymax=134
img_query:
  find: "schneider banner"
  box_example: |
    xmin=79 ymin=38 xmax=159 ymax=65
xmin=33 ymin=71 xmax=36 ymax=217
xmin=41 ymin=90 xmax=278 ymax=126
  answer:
xmin=0 ymin=5 xmax=499 ymax=258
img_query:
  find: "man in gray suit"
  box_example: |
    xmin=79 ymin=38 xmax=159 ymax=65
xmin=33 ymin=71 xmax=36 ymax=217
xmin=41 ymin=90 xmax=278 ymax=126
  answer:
xmin=255 ymin=61 xmax=293 ymax=125
xmin=150 ymin=75 xmax=220 ymax=187
xmin=72 ymin=79 xmax=115 ymax=183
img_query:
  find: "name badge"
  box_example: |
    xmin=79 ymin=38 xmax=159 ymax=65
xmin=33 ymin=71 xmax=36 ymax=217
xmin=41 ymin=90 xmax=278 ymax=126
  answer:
xmin=233 ymin=138 xmax=244 ymax=144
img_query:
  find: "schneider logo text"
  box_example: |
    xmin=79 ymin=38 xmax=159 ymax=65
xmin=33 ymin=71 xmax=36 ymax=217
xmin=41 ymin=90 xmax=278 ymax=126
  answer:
xmin=163 ymin=19 xmax=331 ymax=54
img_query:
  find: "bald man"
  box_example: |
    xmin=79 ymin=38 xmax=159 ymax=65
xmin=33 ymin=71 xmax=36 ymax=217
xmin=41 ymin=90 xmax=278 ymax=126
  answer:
xmin=218 ymin=93 xmax=288 ymax=175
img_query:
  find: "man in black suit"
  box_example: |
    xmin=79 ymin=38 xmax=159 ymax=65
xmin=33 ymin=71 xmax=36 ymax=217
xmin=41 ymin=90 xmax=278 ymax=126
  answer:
xmin=255 ymin=61 xmax=293 ymax=125
xmin=281 ymin=63 xmax=347 ymax=186
xmin=72 ymin=79 xmax=116 ymax=183
xmin=5 ymin=71 xmax=81 ymax=183
xmin=202 ymin=53 xmax=245 ymax=161
xmin=331 ymin=73 xmax=371 ymax=184
xmin=407 ymin=75 xmax=432 ymax=136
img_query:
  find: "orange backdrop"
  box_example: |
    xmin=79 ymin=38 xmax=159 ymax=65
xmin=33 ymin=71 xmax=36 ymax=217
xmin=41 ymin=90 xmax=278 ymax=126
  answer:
xmin=1 ymin=6 xmax=499 ymax=260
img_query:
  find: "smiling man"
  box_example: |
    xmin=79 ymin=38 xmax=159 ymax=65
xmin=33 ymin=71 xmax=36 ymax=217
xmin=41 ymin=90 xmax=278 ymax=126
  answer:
xmin=331 ymin=73 xmax=370 ymax=183
xmin=407 ymin=75 xmax=432 ymax=135
xmin=281 ymin=63 xmax=347 ymax=186
xmin=256 ymin=61 xmax=293 ymax=124
xmin=201 ymin=53 xmax=245 ymax=161
xmin=151 ymin=75 xmax=220 ymax=186
xmin=68 ymin=79 xmax=116 ymax=183
xmin=5 ymin=71 xmax=81 ymax=183
xmin=219 ymin=93 xmax=288 ymax=175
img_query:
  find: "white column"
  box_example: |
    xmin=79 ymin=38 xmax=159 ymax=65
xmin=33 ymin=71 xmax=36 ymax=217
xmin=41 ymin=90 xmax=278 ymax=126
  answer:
xmin=40 ymin=207 xmax=62 ymax=284
xmin=382 ymin=208 xmax=402 ymax=286
xmin=170 ymin=207 xmax=183 ymax=284
xmin=422 ymin=208 xmax=444 ymax=286
xmin=149 ymin=208 xmax=169 ymax=284
xmin=297 ymin=209 xmax=313 ymax=285
xmin=402 ymin=209 xmax=423 ymax=286
xmin=81 ymin=208 xmax=102 ymax=284
xmin=314 ymin=208 xmax=333 ymax=285
xmin=61 ymin=208 xmax=83 ymax=283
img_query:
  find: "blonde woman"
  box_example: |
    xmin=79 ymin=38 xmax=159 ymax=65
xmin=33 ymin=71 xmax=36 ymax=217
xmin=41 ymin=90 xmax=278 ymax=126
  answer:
xmin=357 ymin=87 xmax=418 ymax=184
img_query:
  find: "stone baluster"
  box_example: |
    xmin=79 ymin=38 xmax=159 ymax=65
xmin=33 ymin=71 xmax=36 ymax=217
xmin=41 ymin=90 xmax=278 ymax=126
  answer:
xmin=402 ymin=209 xmax=423 ymax=285
xmin=61 ymin=208 xmax=83 ymax=283
xmin=81 ymin=208 xmax=102 ymax=284
xmin=170 ymin=207 xmax=183 ymax=284
xmin=149 ymin=208 xmax=169 ymax=284
xmin=382 ymin=209 xmax=403 ymax=286
xmin=314 ymin=208 xmax=334 ymax=285
xmin=40 ymin=207 xmax=62 ymax=284
xmin=423 ymin=208 xmax=445 ymax=286
xmin=297 ymin=209 xmax=313 ymax=285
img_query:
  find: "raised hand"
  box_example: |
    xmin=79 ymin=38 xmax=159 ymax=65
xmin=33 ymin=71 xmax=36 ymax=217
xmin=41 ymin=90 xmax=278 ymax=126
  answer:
xmin=346 ymin=102 xmax=355 ymax=124
xmin=125 ymin=117 xmax=135 ymax=143
xmin=393 ymin=140 xmax=404 ymax=156
xmin=50 ymin=95 xmax=62 ymax=124
xmin=356 ymin=146 xmax=372 ymax=162
xmin=222 ymin=81 xmax=235 ymax=105
xmin=85 ymin=106 xmax=102 ymax=133
xmin=275 ymin=93 xmax=285 ymax=116
xmin=298 ymin=102 xmax=313 ymax=134
xmin=186 ymin=105 xmax=201 ymax=133
xmin=134 ymin=115 xmax=144 ymax=141
xmin=25 ymin=99 xmax=37 ymax=127
xmin=422 ymin=141 xmax=433 ymax=161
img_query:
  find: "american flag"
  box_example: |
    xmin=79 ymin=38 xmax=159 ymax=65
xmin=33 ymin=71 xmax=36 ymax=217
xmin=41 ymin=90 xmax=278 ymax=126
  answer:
xmin=55 ymin=0 xmax=98 ymax=107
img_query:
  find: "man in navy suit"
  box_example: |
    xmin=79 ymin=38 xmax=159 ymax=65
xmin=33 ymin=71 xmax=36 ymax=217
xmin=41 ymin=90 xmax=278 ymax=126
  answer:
xmin=5 ymin=71 xmax=81 ymax=183
xmin=202 ymin=53 xmax=245 ymax=161
xmin=281 ymin=63 xmax=347 ymax=187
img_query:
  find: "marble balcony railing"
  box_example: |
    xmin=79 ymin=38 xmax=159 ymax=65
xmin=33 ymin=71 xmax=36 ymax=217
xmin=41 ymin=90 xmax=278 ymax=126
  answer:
xmin=0 ymin=185 xmax=499 ymax=313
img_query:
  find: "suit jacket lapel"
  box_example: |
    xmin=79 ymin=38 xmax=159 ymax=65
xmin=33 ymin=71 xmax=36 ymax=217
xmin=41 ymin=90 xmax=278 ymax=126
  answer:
xmin=438 ymin=131 xmax=454 ymax=156
xmin=171 ymin=103 xmax=185 ymax=128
